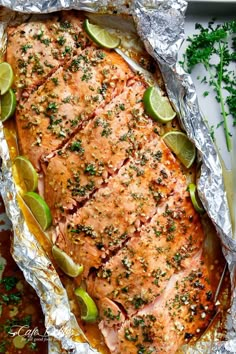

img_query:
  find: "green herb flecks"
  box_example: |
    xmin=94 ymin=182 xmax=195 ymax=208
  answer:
xmin=1 ymin=276 xmax=18 ymax=291
xmin=21 ymin=44 xmax=33 ymax=53
xmin=84 ymin=163 xmax=96 ymax=176
xmin=69 ymin=140 xmax=84 ymax=154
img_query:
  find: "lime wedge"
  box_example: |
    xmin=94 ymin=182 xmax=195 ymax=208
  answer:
xmin=0 ymin=62 xmax=14 ymax=95
xmin=52 ymin=245 xmax=84 ymax=277
xmin=143 ymin=86 xmax=176 ymax=123
xmin=1 ymin=88 xmax=16 ymax=122
xmin=84 ymin=19 xmax=120 ymax=49
xmin=14 ymin=156 xmax=38 ymax=192
xmin=23 ymin=192 xmax=52 ymax=230
xmin=163 ymin=131 xmax=196 ymax=168
xmin=188 ymin=183 xmax=205 ymax=214
xmin=74 ymin=287 xmax=98 ymax=323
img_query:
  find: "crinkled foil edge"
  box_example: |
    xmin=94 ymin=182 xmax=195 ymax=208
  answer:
xmin=0 ymin=128 xmax=99 ymax=354
xmin=0 ymin=0 xmax=235 ymax=353
xmin=133 ymin=0 xmax=236 ymax=352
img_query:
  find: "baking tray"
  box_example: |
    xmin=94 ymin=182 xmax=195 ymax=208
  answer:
xmin=187 ymin=0 xmax=236 ymax=16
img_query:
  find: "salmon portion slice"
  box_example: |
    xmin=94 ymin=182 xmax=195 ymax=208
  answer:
xmin=6 ymin=11 xmax=90 ymax=99
xmin=99 ymin=252 xmax=215 ymax=354
xmin=46 ymin=11 xmax=91 ymax=59
xmin=88 ymin=189 xmax=204 ymax=316
xmin=43 ymin=81 xmax=158 ymax=221
xmin=54 ymin=137 xmax=186 ymax=276
xmin=16 ymin=47 xmax=135 ymax=170
xmin=7 ymin=15 xmax=60 ymax=99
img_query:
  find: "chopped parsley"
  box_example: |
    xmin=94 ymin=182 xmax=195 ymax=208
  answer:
xmin=60 ymin=20 xmax=71 ymax=29
xmin=84 ymin=163 xmax=96 ymax=176
xmin=46 ymin=102 xmax=58 ymax=113
xmin=20 ymin=44 xmax=32 ymax=53
xmin=41 ymin=38 xmax=51 ymax=46
xmin=2 ymin=292 xmax=21 ymax=304
xmin=181 ymin=20 xmax=236 ymax=151
xmin=71 ymin=224 xmax=97 ymax=238
xmin=69 ymin=140 xmax=84 ymax=153
xmin=1 ymin=276 xmax=18 ymax=291
xmin=57 ymin=36 xmax=66 ymax=46
xmin=131 ymin=295 xmax=147 ymax=309
xmin=103 ymin=307 xmax=121 ymax=320
xmin=51 ymin=77 xmax=59 ymax=86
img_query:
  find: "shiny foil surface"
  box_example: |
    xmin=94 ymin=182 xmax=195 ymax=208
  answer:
xmin=0 ymin=0 xmax=235 ymax=353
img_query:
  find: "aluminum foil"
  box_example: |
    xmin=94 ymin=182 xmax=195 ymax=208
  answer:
xmin=133 ymin=0 xmax=236 ymax=352
xmin=0 ymin=0 xmax=235 ymax=353
xmin=0 ymin=129 xmax=99 ymax=354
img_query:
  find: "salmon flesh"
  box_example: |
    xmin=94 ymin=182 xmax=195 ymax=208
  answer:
xmin=8 ymin=11 xmax=217 ymax=354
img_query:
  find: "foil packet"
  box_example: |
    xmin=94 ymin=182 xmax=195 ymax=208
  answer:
xmin=0 ymin=0 xmax=235 ymax=353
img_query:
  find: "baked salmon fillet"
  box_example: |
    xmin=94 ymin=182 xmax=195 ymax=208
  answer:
xmin=16 ymin=46 xmax=135 ymax=170
xmin=43 ymin=81 xmax=159 ymax=222
xmin=54 ymin=135 xmax=187 ymax=274
xmin=7 ymin=11 xmax=91 ymax=99
xmin=7 ymin=11 xmax=218 ymax=354
xmin=97 ymin=253 xmax=214 ymax=354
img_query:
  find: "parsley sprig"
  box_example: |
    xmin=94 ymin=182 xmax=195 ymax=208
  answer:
xmin=181 ymin=20 xmax=236 ymax=151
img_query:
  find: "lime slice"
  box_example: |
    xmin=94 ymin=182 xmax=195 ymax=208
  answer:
xmin=188 ymin=183 xmax=205 ymax=214
xmin=143 ymin=86 xmax=176 ymax=123
xmin=1 ymin=88 xmax=16 ymax=122
xmin=52 ymin=245 xmax=84 ymax=277
xmin=163 ymin=131 xmax=196 ymax=168
xmin=23 ymin=192 xmax=52 ymax=230
xmin=0 ymin=62 xmax=14 ymax=95
xmin=13 ymin=335 xmax=27 ymax=349
xmin=14 ymin=156 xmax=38 ymax=192
xmin=84 ymin=19 xmax=120 ymax=49
xmin=74 ymin=287 xmax=98 ymax=323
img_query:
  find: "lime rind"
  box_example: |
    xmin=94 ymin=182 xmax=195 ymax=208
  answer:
xmin=23 ymin=191 xmax=52 ymax=231
xmin=1 ymin=88 xmax=16 ymax=122
xmin=52 ymin=245 xmax=84 ymax=277
xmin=14 ymin=156 xmax=38 ymax=192
xmin=84 ymin=19 xmax=120 ymax=49
xmin=143 ymin=86 xmax=176 ymax=123
xmin=75 ymin=287 xmax=98 ymax=322
xmin=188 ymin=183 xmax=205 ymax=214
xmin=0 ymin=62 xmax=14 ymax=95
xmin=163 ymin=131 xmax=196 ymax=168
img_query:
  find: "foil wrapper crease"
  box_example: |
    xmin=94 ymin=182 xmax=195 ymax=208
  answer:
xmin=0 ymin=0 xmax=235 ymax=353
